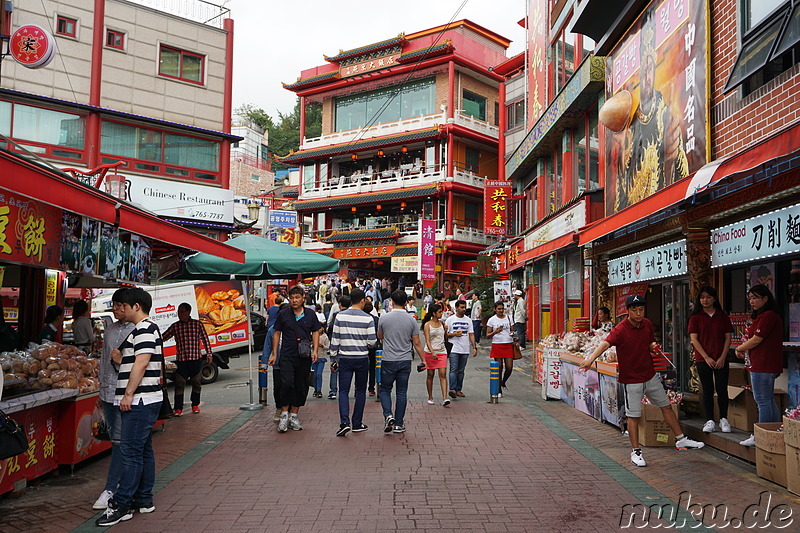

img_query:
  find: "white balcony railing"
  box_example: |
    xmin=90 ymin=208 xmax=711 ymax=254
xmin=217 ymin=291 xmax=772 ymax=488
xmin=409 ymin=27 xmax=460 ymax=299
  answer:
xmin=301 ymin=222 xmax=495 ymax=251
xmin=450 ymin=112 xmax=500 ymax=138
xmin=450 ymin=225 xmax=496 ymax=246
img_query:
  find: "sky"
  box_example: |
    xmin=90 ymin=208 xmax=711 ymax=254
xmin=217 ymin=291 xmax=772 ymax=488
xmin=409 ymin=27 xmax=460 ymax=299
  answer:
xmin=228 ymin=0 xmax=528 ymax=118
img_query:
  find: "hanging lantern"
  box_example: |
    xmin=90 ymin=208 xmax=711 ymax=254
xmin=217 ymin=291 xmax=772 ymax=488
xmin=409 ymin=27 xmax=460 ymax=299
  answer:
xmin=401 ymin=146 xmax=408 ymax=153
xmin=377 ymin=149 xmax=384 ymax=157
xmin=351 ymin=154 xmax=358 ymax=160
xmin=400 ymin=201 xmax=407 ymax=208
xmin=376 ymin=204 xmax=382 ymax=210
xmin=351 ymin=206 xmax=357 ymax=212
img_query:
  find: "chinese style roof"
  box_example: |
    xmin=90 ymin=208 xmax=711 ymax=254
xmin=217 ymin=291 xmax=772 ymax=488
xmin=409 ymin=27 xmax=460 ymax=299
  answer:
xmin=277 ymin=127 xmax=441 ymax=163
xmin=391 ymin=245 xmax=418 ymax=257
xmin=282 ymin=70 xmax=340 ymax=90
xmin=396 ymin=42 xmax=454 ymax=64
xmin=316 ymin=250 xmax=335 ymax=257
xmin=324 ymin=36 xmax=406 ymax=63
xmin=319 ymin=228 xmax=399 ymax=243
xmin=293 ymin=184 xmax=440 ymax=211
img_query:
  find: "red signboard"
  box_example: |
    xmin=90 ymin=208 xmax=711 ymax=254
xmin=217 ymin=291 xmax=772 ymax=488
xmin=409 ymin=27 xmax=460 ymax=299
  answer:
xmin=483 ymin=180 xmax=512 ymax=235
xmin=56 ymin=393 xmax=111 ymax=466
xmin=9 ymin=25 xmax=55 ymax=69
xmin=333 ymin=245 xmax=395 ymax=260
xmin=527 ymin=0 xmax=549 ymax=127
xmin=615 ymin=282 xmax=650 ymax=317
xmin=340 ymin=53 xmax=400 ymax=77
xmin=0 ymin=403 xmax=60 ymax=495
xmin=0 ymin=187 xmax=63 ymax=269
xmin=419 ymin=219 xmax=436 ymax=281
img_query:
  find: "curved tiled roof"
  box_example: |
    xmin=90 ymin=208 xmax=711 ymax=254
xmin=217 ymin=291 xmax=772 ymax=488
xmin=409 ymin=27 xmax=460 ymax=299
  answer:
xmin=391 ymin=245 xmax=418 ymax=257
xmin=396 ymin=42 xmax=453 ymax=64
xmin=324 ymin=36 xmax=406 ymax=62
xmin=293 ymin=184 xmax=440 ymax=211
xmin=319 ymin=227 xmax=399 ymax=243
xmin=282 ymin=70 xmax=340 ymax=91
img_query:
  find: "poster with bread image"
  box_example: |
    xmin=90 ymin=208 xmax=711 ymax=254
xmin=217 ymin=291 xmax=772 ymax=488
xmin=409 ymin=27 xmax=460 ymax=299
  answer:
xmin=194 ymin=281 xmax=248 ymax=337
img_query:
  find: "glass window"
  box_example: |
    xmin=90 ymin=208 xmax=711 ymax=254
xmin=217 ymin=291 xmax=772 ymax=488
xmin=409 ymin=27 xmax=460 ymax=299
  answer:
xmin=56 ymin=16 xmax=77 ymax=38
xmin=726 ymin=16 xmax=785 ymax=91
xmin=506 ymin=99 xmax=525 ymax=130
xmin=743 ymin=0 xmax=787 ymax=32
xmin=575 ymin=125 xmax=587 ymax=194
xmin=159 ymin=45 xmax=204 ymax=85
xmin=106 ymin=30 xmax=125 ymax=50
xmin=588 ymin=107 xmax=599 ymax=190
xmin=101 ymin=122 xmax=161 ymax=161
xmin=462 ymin=90 xmax=486 ymax=121
xmin=165 ymin=133 xmax=218 ymax=171
xmin=465 ymin=147 xmax=480 ymax=173
xmin=464 ymin=202 xmax=480 ymax=227
xmin=303 ymin=164 xmax=315 ymax=191
xmin=13 ymin=104 xmax=85 ymax=148
xmin=159 ymin=47 xmax=181 ymax=78
xmin=334 ymin=78 xmax=434 ymax=132
xmin=0 ymin=101 xmax=10 ymax=136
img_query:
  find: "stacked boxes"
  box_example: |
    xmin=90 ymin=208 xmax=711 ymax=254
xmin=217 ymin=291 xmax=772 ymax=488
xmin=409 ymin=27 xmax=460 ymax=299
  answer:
xmin=753 ymin=422 xmax=787 ymax=487
xmin=638 ymin=404 xmax=679 ymax=447
xmin=784 ymin=417 xmax=800 ymax=496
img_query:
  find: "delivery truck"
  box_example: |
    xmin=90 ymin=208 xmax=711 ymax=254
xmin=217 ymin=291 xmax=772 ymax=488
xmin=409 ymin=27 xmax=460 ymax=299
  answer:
xmin=92 ymin=280 xmax=268 ymax=383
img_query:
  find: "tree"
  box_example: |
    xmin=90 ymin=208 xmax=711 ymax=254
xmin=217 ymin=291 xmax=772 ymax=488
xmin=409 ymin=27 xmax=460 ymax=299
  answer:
xmin=470 ymin=254 xmax=501 ymax=318
xmin=236 ymin=98 xmax=322 ymax=171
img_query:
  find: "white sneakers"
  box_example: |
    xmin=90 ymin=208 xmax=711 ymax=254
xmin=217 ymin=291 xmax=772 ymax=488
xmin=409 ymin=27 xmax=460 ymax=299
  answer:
xmin=702 ymin=418 xmax=732 ymax=433
xmin=631 ymin=450 xmax=646 ymax=467
xmin=719 ymin=418 xmax=732 ymax=433
xmin=675 ymin=436 xmax=705 ymax=450
xmin=740 ymin=434 xmax=755 ymax=447
xmin=702 ymin=420 xmax=716 ymax=433
xmin=93 ymin=490 xmax=114 ymax=510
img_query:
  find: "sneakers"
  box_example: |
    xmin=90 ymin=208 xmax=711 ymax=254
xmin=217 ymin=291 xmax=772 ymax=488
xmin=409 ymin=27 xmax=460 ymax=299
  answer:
xmin=352 ymin=423 xmax=368 ymax=432
xmin=702 ymin=420 xmax=716 ymax=433
xmin=92 ymin=490 xmax=114 ymax=510
xmin=273 ymin=409 xmax=282 ymax=422
xmin=426 ymin=399 xmax=435 ymax=405
xmin=288 ymin=416 xmax=303 ymax=431
xmin=631 ymin=449 xmax=646 ymax=467
xmin=192 ymin=406 xmax=200 ymax=414
xmin=130 ymin=501 xmax=155 ymax=514
xmin=336 ymin=423 xmax=351 ymax=437
xmin=328 ymin=392 xmax=337 ymax=400
xmin=448 ymin=390 xmax=457 ymax=398
xmin=313 ymin=390 xmax=322 ymax=398
xmin=173 ymin=409 xmax=183 ymax=417
xmin=719 ymin=418 xmax=732 ymax=433
xmin=384 ymin=416 xmax=395 ymax=433
xmin=676 ymin=436 xmax=705 ymax=450
xmin=457 ymin=391 xmax=466 ymax=398
xmin=368 ymin=390 xmax=376 ymax=397
xmin=95 ymin=503 xmax=134 ymax=527
xmin=740 ymin=434 xmax=755 ymax=447
xmin=278 ymin=413 xmax=289 ymax=433
xmin=442 ymin=399 xmax=451 ymax=407
xmin=392 ymin=425 xmax=406 ymax=433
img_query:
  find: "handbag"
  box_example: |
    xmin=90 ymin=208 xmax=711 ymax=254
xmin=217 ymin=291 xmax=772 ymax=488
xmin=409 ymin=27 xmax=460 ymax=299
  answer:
xmin=158 ymin=358 xmax=173 ymax=420
xmin=509 ymin=317 xmax=522 ymax=360
xmin=93 ymin=419 xmax=112 ymax=441
xmin=0 ymin=408 xmax=28 ymax=460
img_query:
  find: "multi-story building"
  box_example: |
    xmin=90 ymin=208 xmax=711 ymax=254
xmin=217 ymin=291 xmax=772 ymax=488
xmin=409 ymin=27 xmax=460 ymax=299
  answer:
xmin=0 ymin=0 xmax=240 ymax=240
xmin=229 ymin=114 xmax=275 ymax=232
xmin=280 ymin=20 xmax=510 ymax=291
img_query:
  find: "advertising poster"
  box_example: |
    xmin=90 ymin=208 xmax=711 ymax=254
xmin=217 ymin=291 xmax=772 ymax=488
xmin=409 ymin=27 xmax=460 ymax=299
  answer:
xmin=98 ymin=223 xmax=120 ymax=278
xmin=117 ymin=233 xmax=130 ymax=281
xmin=748 ymin=263 xmax=775 ymax=293
xmin=493 ymin=280 xmax=512 ymax=309
xmin=604 ymin=0 xmax=707 ymax=213
xmin=128 ymin=235 xmax=151 ymax=284
xmin=0 ymin=187 xmax=62 ymax=269
xmin=60 ymin=212 xmax=82 ymax=271
xmin=192 ymin=281 xmax=250 ymax=352
xmin=573 ymin=367 xmax=601 ymax=420
xmin=560 ymin=361 xmax=575 ymax=407
xmin=600 ymin=373 xmax=626 ymax=427
xmin=483 ymin=180 xmax=512 ymax=235
xmin=80 ymin=217 xmax=100 ymax=275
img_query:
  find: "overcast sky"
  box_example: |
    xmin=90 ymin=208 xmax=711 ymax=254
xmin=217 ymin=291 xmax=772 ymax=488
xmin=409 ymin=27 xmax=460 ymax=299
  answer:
xmin=229 ymin=0 xmax=527 ymax=117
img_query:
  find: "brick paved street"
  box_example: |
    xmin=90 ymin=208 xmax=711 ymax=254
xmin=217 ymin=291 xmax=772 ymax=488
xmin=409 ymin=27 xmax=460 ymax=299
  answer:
xmin=2 ymin=350 xmax=800 ymax=532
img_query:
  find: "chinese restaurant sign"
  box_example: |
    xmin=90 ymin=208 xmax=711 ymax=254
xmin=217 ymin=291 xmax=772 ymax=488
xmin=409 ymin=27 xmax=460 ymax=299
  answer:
xmin=333 ymin=245 xmax=395 ymax=260
xmin=0 ymin=187 xmax=62 ymax=269
xmin=484 ymin=180 xmax=512 ymax=236
xmin=340 ymin=53 xmax=400 ymax=77
xmin=608 ymin=240 xmax=686 ymax=286
xmin=711 ymin=204 xmax=800 ymax=268
xmin=527 ymin=0 xmax=548 ymax=127
xmin=604 ymin=0 xmax=707 ymax=214
xmin=419 ymin=219 xmax=436 ymax=280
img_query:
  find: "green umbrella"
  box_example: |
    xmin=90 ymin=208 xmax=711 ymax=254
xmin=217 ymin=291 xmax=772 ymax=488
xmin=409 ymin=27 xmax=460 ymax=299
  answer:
xmin=178 ymin=234 xmax=339 ymax=279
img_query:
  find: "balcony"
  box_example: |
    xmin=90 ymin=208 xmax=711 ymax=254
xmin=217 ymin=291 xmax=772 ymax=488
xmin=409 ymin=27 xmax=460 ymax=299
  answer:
xmin=301 ymin=111 xmax=499 ymax=150
xmin=301 ymin=221 xmax=496 ymax=251
xmin=125 ymin=0 xmax=230 ymax=28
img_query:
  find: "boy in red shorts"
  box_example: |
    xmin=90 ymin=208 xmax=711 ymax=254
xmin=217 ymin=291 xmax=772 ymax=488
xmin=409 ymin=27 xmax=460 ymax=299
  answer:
xmin=580 ymin=294 xmax=704 ymax=467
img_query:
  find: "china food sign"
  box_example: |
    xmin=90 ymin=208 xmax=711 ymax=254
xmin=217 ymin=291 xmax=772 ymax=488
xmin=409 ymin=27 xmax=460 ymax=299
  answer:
xmin=711 ymin=204 xmax=800 ymax=267
xmin=484 ymin=180 xmax=512 ymax=236
xmin=0 ymin=187 xmax=62 ymax=269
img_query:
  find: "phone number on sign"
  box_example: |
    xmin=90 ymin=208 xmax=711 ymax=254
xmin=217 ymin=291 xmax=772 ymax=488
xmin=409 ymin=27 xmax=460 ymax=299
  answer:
xmin=192 ymin=211 xmax=225 ymax=220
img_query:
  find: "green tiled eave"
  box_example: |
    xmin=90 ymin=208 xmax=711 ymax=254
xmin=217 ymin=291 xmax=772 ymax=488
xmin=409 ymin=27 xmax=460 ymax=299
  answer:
xmin=325 ymin=36 xmax=406 ymax=62
xmin=391 ymin=245 xmax=418 ymax=257
xmin=319 ymin=228 xmax=399 ymax=243
xmin=506 ymin=55 xmax=606 ymax=181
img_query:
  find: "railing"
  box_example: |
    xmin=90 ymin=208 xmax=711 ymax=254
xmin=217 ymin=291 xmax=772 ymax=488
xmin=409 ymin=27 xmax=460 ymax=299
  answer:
xmin=450 ymin=111 xmax=500 ymax=139
xmin=124 ymin=0 xmax=230 ymax=28
xmin=300 ymin=221 xmax=494 ymax=250
xmin=451 ymin=224 xmax=496 ymax=246
xmin=232 ymin=153 xmax=272 ymax=172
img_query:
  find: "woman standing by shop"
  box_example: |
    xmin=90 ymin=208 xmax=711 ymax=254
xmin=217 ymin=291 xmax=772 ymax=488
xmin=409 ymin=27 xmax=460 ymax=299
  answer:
xmin=486 ymin=301 xmax=515 ymax=392
xmin=38 ymin=305 xmax=64 ymax=344
xmin=71 ymin=300 xmax=95 ymax=354
xmin=688 ymin=286 xmax=734 ymax=434
xmin=422 ymin=304 xmax=450 ymax=406
xmin=735 ymin=284 xmax=784 ymax=447
xmin=593 ymin=307 xmax=614 ymax=333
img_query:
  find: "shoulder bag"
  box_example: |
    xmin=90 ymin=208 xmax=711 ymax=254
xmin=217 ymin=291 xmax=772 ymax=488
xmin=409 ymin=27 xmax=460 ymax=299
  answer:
xmin=291 ymin=309 xmax=313 ymax=357
xmin=509 ymin=317 xmax=522 ymax=360
xmin=0 ymin=408 xmax=28 ymax=460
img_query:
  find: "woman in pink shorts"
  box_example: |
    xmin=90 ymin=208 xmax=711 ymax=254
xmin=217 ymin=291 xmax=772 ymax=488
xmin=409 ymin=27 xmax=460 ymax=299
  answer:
xmin=422 ymin=303 xmax=450 ymax=406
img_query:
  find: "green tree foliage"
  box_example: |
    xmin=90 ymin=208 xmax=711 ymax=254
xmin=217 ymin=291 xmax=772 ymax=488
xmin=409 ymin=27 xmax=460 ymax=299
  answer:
xmin=236 ymin=99 xmax=322 ymax=171
xmin=470 ymin=254 xmax=501 ymax=318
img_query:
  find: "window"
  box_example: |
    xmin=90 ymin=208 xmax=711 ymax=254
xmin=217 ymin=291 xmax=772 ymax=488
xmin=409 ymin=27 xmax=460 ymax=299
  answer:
xmin=106 ymin=29 xmax=125 ymax=51
xmin=334 ymin=78 xmax=435 ymax=131
xmin=465 ymin=147 xmax=480 ymax=173
xmin=159 ymin=45 xmax=205 ymax=85
xmin=572 ymin=107 xmax=599 ymax=194
xmin=0 ymin=101 xmax=10 ymax=137
xmin=13 ymin=104 xmax=85 ymax=149
xmin=506 ymin=99 xmax=525 ymax=131
xmin=726 ymin=1 xmax=800 ymax=94
xmin=251 ymin=174 xmax=260 ymax=181
xmin=302 ymin=164 xmax=316 ymax=191
xmin=550 ymin=15 xmax=595 ymax=96
xmin=462 ymin=90 xmax=486 ymax=121
xmin=56 ymin=16 xmax=77 ymax=38
xmin=464 ymin=202 xmax=480 ymax=228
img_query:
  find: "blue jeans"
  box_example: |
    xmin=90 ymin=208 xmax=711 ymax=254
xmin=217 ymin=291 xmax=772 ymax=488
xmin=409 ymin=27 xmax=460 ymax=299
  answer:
xmin=111 ymin=400 xmax=161 ymax=510
xmin=514 ymin=322 xmax=526 ymax=348
xmin=472 ymin=320 xmax=482 ymax=343
xmin=750 ymin=371 xmax=781 ymax=423
xmin=448 ymin=352 xmax=470 ymax=392
xmin=102 ymin=401 xmax=123 ymax=493
xmin=337 ymin=357 xmax=369 ymax=425
xmin=329 ymin=362 xmax=338 ymax=393
xmin=312 ymin=358 xmax=327 ymax=391
xmin=380 ymin=360 xmax=411 ymax=426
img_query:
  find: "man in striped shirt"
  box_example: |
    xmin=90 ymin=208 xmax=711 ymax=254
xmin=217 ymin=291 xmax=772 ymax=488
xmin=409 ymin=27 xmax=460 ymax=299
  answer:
xmin=330 ymin=289 xmax=376 ymax=436
xmin=96 ymin=288 xmax=163 ymax=527
xmin=162 ymin=302 xmax=213 ymax=416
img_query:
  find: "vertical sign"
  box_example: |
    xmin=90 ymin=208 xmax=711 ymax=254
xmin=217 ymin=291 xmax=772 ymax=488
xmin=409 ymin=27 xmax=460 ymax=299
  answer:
xmin=527 ymin=0 xmax=549 ymax=127
xmin=45 ymin=269 xmax=59 ymax=306
xmin=418 ymin=219 xmax=436 ymax=280
xmin=484 ymin=180 xmax=512 ymax=235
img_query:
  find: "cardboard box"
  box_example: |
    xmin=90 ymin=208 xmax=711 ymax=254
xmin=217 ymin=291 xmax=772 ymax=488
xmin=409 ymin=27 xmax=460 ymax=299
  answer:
xmin=724 ymin=387 xmax=786 ymax=432
xmin=754 ymin=422 xmax=787 ymax=487
xmin=728 ymin=364 xmax=748 ymax=386
xmin=787 ymin=445 xmax=800 ymax=496
xmin=638 ymin=403 xmax=679 ymax=447
xmin=783 ymin=416 xmax=800 ymax=448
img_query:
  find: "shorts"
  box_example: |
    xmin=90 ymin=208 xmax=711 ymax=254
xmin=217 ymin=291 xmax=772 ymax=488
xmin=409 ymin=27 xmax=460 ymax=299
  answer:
xmin=623 ymin=374 xmax=670 ymax=418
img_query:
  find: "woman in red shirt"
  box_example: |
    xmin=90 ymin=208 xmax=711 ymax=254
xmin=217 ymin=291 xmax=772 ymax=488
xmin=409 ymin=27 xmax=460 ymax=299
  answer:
xmin=688 ymin=286 xmax=733 ymax=434
xmin=735 ymin=284 xmax=784 ymax=447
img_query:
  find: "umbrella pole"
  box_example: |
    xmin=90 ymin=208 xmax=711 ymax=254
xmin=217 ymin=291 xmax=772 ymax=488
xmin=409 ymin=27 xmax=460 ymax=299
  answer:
xmin=240 ymin=279 xmax=264 ymax=411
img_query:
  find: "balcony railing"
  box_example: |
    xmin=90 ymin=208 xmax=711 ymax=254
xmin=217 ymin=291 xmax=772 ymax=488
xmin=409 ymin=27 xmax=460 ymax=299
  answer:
xmin=300 ymin=221 xmax=495 ymax=250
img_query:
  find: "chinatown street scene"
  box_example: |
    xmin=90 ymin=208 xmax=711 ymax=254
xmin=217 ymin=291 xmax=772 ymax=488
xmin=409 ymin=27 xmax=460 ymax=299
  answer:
xmin=2 ymin=0 xmax=800 ymax=531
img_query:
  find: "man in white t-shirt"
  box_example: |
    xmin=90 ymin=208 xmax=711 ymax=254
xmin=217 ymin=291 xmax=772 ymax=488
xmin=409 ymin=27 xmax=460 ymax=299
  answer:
xmin=470 ymin=293 xmax=483 ymax=344
xmin=445 ymin=300 xmax=477 ymax=398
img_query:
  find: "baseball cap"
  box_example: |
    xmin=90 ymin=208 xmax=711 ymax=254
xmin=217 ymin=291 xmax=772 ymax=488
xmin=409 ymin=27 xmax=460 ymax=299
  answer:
xmin=625 ymin=294 xmax=646 ymax=308
xmin=514 ymin=290 xmax=523 ymax=296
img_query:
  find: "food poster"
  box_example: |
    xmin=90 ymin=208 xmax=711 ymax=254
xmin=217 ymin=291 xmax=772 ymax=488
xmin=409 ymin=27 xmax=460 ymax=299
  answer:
xmin=98 ymin=224 xmax=120 ymax=278
xmin=194 ymin=281 xmax=249 ymax=349
xmin=600 ymin=373 xmax=626 ymax=427
xmin=130 ymin=283 xmax=197 ymax=357
xmin=560 ymin=361 xmax=575 ymax=407
xmin=573 ymin=366 xmax=602 ymax=420
xmin=748 ymin=263 xmax=775 ymax=294
xmin=80 ymin=217 xmax=100 ymax=275
xmin=59 ymin=212 xmax=82 ymax=271
xmin=0 ymin=403 xmax=59 ymax=495
xmin=604 ymin=0 xmax=708 ymax=214
xmin=117 ymin=233 xmax=130 ymax=281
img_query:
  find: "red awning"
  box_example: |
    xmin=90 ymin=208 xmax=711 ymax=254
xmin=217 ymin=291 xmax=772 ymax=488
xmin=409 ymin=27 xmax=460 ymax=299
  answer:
xmin=1 ymin=149 xmax=245 ymax=263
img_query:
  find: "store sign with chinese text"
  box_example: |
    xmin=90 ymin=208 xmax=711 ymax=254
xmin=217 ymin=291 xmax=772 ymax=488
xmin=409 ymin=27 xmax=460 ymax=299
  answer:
xmin=484 ymin=180 xmax=512 ymax=235
xmin=391 ymin=256 xmax=417 ymax=273
xmin=523 ymin=201 xmax=586 ymax=251
xmin=527 ymin=0 xmax=548 ymax=127
xmin=333 ymin=245 xmax=395 ymax=260
xmin=608 ymin=240 xmax=686 ymax=286
xmin=125 ymin=175 xmax=234 ymax=223
xmin=711 ymin=204 xmax=800 ymax=267
xmin=419 ymin=219 xmax=436 ymax=280
xmin=0 ymin=187 xmax=62 ymax=269
xmin=9 ymin=25 xmax=56 ymax=69
xmin=340 ymin=53 xmax=400 ymax=77
xmin=268 ymin=209 xmax=297 ymax=229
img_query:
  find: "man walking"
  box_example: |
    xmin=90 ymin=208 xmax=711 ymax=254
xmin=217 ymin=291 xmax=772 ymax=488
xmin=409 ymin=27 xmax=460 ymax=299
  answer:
xmin=470 ymin=293 xmax=483 ymax=344
xmin=580 ymin=294 xmax=704 ymax=467
xmin=378 ymin=290 xmax=425 ymax=433
xmin=326 ymin=296 xmax=350 ymax=400
xmin=264 ymin=296 xmax=285 ymax=421
xmin=269 ymin=286 xmax=321 ymax=433
xmin=93 ymin=288 xmax=135 ymax=511
xmin=330 ymin=289 xmax=376 ymax=436
xmin=512 ymin=289 xmax=528 ymax=349
xmin=446 ymin=300 xmax=477 ymax=399
xmin=162 ymin=303 xmax=213 ymax=416
xmin=96 ymin=288 xmax=163 ymax=527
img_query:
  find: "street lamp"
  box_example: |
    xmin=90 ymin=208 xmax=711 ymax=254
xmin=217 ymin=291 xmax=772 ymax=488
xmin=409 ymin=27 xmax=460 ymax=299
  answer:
xmin=247 ymin=201 xmax=261 ymax=223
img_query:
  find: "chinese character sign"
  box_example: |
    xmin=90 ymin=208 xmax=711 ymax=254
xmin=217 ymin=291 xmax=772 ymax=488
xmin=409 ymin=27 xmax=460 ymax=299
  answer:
xmin=484 ymin=180 xmax=512 ymax=236
xmin=0 ymin=187 xmax=61 ymax=269
xmin=527 ymin=0 xmax=549 ymax=127
xmin=711 ymin=203 xmax=800 ymax=268
xmin=608 ymin=240 xmax=686 ymax=286
xmin=604 ymin=0 xmax=707 ymax=214
xmin=419 ymin=219 xmax=436 ymax=280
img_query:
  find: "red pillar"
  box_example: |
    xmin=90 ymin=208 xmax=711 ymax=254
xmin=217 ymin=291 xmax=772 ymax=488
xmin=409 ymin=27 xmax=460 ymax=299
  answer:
xmin=446 ymin=189 xmax=454 ymax=236
xmin=86 ymin=0 xmax=106 ymax=169
xmin=497 ymin=81 xmax=506 ymax=179
xmin=447 ymin=61 xmax=455 ymax=119
xmin=220 ymin=18 xmax=235 ymax=190
xmin=299 ymin=96 xmax=307 ymax=142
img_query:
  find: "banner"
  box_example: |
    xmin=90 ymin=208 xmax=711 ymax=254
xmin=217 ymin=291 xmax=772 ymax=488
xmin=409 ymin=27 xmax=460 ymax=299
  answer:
xmin=604 ymin=0 xmax=707 ymax=213
xmin=419 ymin=219 xmax=436 ymax=280
xmin=391 ymin=256 xmax=417 ymax=273
xmin=527 ymin=0 xmax=549 ymax=127
xmin=711 ymin=203 xmax=800 ymax=268
xmin=608 ymin=240 xmax=686 ymax=286
xmin=615 ymin=282 xmax=650 ymax=316
xmin=0 ymin=187 xmax=62 ymax=269
xmin=493 ymin=280 xmax=512 ymax=309
xmin=268 ymin=209 xmax=297 ymax=229
xmin=484 ymin=180 xmax=512 ymax=235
